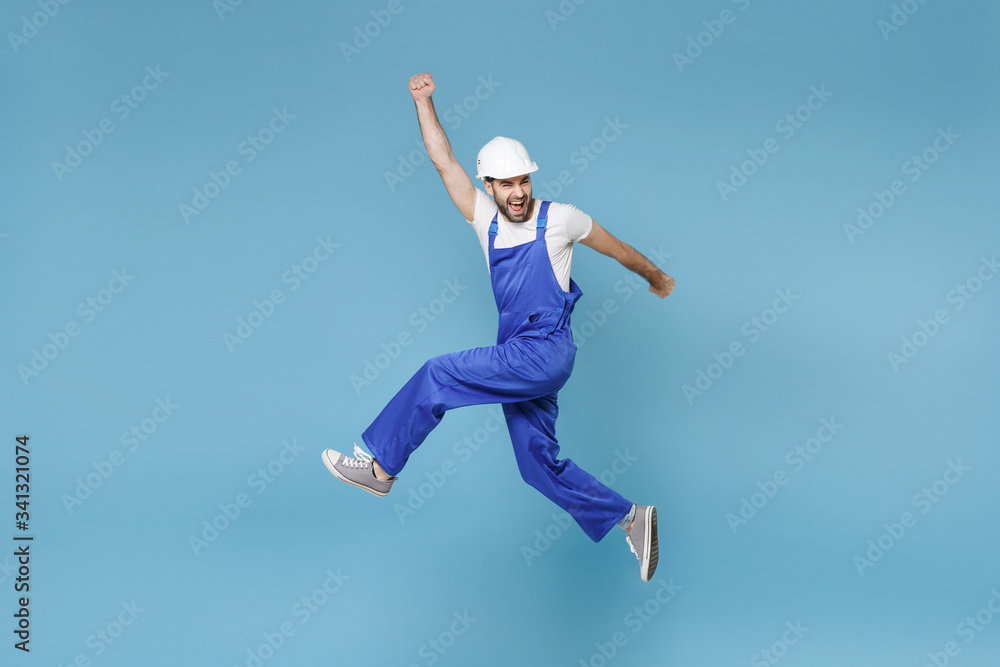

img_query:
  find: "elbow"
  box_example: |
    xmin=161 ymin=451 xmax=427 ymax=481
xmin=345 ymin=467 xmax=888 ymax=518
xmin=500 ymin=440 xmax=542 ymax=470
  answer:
xmin=428 ymin=148 xmax=457 ymax=173
xmin=613 ymin=239 xmax=632 ymax=264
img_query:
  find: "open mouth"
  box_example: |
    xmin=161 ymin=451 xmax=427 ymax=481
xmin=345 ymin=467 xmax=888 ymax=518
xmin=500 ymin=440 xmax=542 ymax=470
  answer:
xmin=509 ymin=198 xmax=526 ymax=215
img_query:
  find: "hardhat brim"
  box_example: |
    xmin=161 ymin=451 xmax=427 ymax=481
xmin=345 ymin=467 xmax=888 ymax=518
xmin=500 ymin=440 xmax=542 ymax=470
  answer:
xmin=475 ymin=162 xmax=538 ymax=180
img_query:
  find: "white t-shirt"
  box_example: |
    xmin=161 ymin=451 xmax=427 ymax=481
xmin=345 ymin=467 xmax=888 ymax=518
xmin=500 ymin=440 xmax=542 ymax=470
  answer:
xmin=464 ymin=188 xmax=593 ymax=292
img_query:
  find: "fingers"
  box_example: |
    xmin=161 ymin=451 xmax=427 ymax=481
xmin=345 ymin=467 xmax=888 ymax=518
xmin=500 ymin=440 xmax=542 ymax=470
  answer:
xmin=408 ymin=72 xmax=433 ymax=91
xmin=649 ymin=276 xmax=675 ymax=298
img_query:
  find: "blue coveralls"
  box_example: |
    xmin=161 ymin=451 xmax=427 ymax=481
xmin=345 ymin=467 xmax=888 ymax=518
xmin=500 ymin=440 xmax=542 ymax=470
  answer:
xmin=362 ymin=201 xmax=632 ymax=542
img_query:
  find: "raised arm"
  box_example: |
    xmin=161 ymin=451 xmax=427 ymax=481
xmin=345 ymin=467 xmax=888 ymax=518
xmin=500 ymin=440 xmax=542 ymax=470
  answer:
xmin=579 ymin=220 xmax=675 ymax=298
xmin=408 ymin=73 xmax=477 ymax=221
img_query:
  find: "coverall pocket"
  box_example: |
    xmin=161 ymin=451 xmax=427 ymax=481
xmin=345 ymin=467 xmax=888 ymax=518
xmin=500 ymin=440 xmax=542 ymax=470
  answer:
xmin=526 ymin=310 xmax=563 ymax=337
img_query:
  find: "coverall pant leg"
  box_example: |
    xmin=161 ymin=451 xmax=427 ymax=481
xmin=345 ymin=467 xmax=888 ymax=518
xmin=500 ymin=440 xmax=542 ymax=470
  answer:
xmin=361 ymin=333 xmax=632 ymax=543
xmin=504 ymin=395 xmax=632 ymax=542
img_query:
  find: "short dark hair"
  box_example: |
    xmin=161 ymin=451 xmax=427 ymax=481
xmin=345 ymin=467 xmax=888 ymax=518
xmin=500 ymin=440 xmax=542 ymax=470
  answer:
xmin=483 ymin=176 xmax=494 ymax=183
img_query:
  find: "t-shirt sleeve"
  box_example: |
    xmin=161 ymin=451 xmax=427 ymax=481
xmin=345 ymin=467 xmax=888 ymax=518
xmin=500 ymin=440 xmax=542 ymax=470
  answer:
xmin=466 ymin=188 xmax=494 ymax=226
xmin=559 ymin=203 xmax=593 ymax=242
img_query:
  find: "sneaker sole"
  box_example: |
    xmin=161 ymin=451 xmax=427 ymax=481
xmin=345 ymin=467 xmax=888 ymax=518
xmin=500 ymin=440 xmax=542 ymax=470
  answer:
xmin=642 ymin=507 xmax=659 ymax=582
xmin=322 ymin=449 xmax=389 ymax=498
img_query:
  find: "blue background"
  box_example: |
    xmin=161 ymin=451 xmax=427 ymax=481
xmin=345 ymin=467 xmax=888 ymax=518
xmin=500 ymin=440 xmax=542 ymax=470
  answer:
xmin=2 ymin=0 xmax=998 ymax=665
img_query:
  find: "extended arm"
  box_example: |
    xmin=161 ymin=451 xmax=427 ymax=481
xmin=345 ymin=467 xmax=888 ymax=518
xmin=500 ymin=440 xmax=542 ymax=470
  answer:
xmin=579 ymin=220 xmax=675 ymax=298
xmin=408 ymin=73 xmax=477 ymax=221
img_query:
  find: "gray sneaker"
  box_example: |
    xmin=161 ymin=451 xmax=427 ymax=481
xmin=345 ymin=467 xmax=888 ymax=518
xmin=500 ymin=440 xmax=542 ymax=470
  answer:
xmin=322 ymin=444 xmax=396 ymax=497
xmin=626 ymin=505 xmax=659 ymax=581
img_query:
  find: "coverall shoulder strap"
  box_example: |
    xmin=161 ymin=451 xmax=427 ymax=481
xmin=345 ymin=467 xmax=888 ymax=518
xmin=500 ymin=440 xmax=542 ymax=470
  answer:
xmin=535 ymin=201 xmax=551 ymax=240
xmin=537 ymin=201 xmax=551 ymax=229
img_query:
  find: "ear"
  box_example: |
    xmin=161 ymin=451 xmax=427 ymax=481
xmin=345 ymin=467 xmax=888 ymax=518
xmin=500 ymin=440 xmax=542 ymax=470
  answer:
xmin=484 ymin=181 xmax=494 ymax=197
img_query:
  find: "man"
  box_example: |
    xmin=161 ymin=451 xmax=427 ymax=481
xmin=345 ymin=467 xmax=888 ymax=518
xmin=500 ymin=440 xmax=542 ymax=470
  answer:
xmin=323 ymin=72 xmax=675 ymax=581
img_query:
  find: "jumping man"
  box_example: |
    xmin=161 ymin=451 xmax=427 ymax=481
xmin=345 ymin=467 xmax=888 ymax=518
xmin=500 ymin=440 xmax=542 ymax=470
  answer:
xmin=323 ymin=72 xmax=675 ymax=581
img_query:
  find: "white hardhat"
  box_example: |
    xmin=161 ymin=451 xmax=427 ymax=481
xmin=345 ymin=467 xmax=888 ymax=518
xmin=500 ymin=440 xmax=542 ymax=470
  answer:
xmin=475 ymin=136 xmax=538 ymax=180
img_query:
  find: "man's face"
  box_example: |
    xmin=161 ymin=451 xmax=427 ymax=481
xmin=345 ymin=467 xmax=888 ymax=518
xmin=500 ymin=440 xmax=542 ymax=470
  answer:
xmin=486 ymin=174 xmax=533 ymax=223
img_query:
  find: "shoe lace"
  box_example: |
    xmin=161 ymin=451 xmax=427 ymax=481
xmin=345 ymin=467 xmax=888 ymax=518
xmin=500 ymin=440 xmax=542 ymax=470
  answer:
xmin=342 ymin=444 xmax=374 ymax=470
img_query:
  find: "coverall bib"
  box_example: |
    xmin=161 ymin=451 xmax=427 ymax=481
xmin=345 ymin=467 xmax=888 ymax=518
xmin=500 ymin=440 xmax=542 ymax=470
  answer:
xmin=362 ymin=201 xmax=632 ymax=542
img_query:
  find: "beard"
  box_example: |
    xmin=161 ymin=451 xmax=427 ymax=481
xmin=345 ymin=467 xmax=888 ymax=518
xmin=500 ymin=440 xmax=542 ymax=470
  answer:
xmin=499 ymin=194 xmax=532 ymax=223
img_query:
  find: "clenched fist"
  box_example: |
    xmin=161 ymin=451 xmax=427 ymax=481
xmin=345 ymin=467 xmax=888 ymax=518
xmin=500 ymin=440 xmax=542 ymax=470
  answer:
xmin=650 ymin=271 xmax=675 ymax=298
xmin=408 ymin=72 xmax=435 ymax=101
